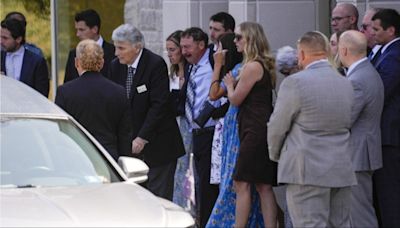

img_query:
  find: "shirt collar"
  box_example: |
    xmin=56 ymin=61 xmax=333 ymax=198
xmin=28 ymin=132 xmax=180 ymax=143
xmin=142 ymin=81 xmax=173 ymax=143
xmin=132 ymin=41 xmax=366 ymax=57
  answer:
xmin=305 ymin=59 xmax=329 ymax=69
xmin=347 ymin=57 xmax=367 ymax=76
xmin=128 ymin=48 xmax=143 ymax=69
xmin=196 ymin=48 xmax=210 ymax=67
xmin=96 ymin=36 xmax=104 ymax=47
xmin=381 ymin=37 xmax=400 ymax=54
xmin=6 ymin=45 xmax=25 ymax=57
xmin=213 ymin=43 xmax=218 ymax=51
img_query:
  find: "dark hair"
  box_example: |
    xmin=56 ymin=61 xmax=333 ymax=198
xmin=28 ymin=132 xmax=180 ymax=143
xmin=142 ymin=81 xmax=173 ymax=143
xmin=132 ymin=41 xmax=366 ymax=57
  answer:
xmin=166 ymin=30 xmax=187 ymax=77
xmin=372 ymin=8 xmax=400 ymax=37
xmin=75 ymin=9 xmax=101 ymax=33
xmin=5 ymin=11 xmax=27 ymax=27
xmin=181 ymin=27 xmax=208 ymax=46
xmin=219 ymin=33 xmax=243 ymax=79
xmin=210 ymin=12 xmax=235 ymax=32
xmin=1 ymin=19 xmax=26 ymax=44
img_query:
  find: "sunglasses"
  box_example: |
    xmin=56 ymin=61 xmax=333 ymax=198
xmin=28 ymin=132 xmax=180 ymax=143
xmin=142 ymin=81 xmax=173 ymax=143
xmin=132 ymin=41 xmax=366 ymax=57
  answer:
xmin=360 ymin=23 xmax=371 ymax=31
xmin=234 ymin=33 xmax=243 ymax=41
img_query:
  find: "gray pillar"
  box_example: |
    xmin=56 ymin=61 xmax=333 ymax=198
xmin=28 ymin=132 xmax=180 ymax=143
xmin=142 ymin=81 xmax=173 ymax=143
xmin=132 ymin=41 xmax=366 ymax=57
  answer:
xmin=125 ymin=0 xmax=164 ymax=56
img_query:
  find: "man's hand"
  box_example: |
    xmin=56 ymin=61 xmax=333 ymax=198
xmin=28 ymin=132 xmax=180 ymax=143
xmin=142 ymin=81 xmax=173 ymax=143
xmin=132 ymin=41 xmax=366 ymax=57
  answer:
xmin=131 ymin=137 xmax=148 ymax=154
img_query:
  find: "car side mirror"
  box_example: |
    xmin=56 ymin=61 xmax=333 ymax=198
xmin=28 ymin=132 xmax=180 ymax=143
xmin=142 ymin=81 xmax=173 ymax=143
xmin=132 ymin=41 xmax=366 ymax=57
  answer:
xmin=118 ymin=156 xmax=149 ymax=184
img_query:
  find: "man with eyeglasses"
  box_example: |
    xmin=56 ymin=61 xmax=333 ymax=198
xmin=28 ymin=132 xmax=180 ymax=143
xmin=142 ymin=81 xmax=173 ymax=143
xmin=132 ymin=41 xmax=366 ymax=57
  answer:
xmin=360 ymin=8 xmax=382 ymax=57
xmin=331 ymin=3 xmax=359 ymax=33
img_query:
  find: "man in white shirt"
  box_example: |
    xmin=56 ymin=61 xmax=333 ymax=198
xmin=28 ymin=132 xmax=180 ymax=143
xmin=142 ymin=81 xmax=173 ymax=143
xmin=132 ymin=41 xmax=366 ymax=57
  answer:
xmin=1 ymin=18 xmax=49 ymax=97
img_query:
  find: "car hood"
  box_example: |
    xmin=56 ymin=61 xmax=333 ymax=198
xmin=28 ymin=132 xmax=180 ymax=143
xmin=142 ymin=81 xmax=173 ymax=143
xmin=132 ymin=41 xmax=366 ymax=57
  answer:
xmin=0 ymin=182 xmax=193 ymax=227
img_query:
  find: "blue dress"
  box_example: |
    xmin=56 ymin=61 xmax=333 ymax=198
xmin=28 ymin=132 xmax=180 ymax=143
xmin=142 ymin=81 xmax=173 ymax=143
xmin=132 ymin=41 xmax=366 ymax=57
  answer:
xmin=206 ymin=64 xmax=264 ymax=227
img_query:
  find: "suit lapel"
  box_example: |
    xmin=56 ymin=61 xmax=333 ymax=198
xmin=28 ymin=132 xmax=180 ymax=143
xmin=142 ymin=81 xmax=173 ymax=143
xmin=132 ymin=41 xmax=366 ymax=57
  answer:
xmin=19 ymin=51 xmax=31 ymax=83
xmin=375 ymin=39 xmax=400 ymax=67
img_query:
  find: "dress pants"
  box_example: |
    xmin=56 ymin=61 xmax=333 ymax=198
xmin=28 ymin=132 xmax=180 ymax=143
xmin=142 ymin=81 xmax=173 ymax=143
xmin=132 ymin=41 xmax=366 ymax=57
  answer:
xmin=192 ymin=127 xmax=219 ymax=228
xmin=373 ymin=146 xmax=400 ymax=228
xmin=350 ymin=171 xmax=378 ymax=228
xmin=147 ymin=160 xmax=177 ymax=201
xmin=286 ymin=184 xmax=351 ymax=228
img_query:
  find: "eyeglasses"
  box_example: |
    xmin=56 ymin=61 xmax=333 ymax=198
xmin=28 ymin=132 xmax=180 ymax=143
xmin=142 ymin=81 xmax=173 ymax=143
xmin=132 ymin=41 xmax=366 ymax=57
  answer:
xmin=234 ymin=33 xmax=243 ymax=41
xmin=331 ymin=16 xmax=351 ymax=22
xmin=360 ymin=23 xmax=371 ymax=31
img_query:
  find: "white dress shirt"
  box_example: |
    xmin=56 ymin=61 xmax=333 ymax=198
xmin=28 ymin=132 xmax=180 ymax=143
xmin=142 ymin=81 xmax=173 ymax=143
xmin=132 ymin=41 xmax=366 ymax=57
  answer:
xmin=5 ymin=46 xmax=25 ymax=81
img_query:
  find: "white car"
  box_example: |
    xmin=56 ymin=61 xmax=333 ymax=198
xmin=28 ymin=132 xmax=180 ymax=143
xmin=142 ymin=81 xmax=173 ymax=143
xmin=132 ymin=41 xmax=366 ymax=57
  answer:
xmin=0 ymin=75 xmax=194 ymax=227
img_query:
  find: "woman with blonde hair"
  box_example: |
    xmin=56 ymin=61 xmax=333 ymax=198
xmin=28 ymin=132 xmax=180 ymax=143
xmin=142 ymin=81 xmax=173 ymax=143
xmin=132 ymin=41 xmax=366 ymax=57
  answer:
xmin=224 ymin=22 xmax=278 ymax=227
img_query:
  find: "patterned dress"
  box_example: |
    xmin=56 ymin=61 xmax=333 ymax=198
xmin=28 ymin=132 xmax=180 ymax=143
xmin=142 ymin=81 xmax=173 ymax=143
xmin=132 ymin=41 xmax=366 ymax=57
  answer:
xmin=206 ymin=64 xmax=264 ymax=227
xmin=210 ymin=97 xmax=227 ymax=184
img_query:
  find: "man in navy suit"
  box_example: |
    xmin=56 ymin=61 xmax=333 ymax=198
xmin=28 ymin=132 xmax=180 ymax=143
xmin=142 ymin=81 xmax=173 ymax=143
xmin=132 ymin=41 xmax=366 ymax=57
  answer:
xmin=55 ymin=40 xmax=132 ymax=161
xmin=108 ymin=24 xmax=184 ymax=200
xmin=64 ymin=9 xmax=115 ymax=83
xmin=371 ymin=8 xmax=400 ymax=227
xmin=1 ymin=18 xmax=49 ymax=97
xmin=5 ymin=11 xmax=44 ymax=57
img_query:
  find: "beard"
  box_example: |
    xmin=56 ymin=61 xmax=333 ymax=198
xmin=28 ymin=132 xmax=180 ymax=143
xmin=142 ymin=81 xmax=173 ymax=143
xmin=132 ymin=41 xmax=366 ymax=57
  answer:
xmin=2 ymin=42 xmax=19 ymax=52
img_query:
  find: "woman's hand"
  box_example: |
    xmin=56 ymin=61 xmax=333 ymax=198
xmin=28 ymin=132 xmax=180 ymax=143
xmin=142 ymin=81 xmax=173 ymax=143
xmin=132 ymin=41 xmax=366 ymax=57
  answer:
xmin=223 ymin=71 xmax=234 ymax=89
xmin=213 ymin=42 xmax=227 ymax=68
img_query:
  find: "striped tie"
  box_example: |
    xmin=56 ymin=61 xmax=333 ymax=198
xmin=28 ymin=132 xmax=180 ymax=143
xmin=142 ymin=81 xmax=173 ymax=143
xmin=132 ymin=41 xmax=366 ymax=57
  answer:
xmin=185 ymin=64 xmax=199 ymax=125
xmin=126 ymin=66 xmax=135 ymax=98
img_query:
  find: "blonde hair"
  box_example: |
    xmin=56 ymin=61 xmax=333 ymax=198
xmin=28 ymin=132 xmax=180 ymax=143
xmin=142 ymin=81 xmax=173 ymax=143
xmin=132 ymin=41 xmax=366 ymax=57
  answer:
xmin=76 ymin=39 xmax=104 ymax=72
xmin=239 ymin=22 xmax=276 ymax=87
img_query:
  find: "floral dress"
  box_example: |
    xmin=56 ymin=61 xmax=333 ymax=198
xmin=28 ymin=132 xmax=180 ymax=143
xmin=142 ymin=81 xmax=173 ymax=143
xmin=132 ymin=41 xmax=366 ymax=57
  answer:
xmin=210 ymin=97 xmax=227 ymax=184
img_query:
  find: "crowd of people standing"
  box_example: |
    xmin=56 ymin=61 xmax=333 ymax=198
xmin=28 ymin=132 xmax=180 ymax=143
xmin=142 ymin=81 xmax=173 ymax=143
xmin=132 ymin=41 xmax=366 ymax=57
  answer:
xmin=1 ymin=4 xmax=399 ymax=228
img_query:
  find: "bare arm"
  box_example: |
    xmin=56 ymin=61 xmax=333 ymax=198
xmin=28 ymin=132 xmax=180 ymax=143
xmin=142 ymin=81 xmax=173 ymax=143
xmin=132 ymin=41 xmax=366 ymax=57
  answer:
xmin=223 ymin=61 xmax=263 ymax=106
xmin=209 ymin=49 xmax=227 ymax=100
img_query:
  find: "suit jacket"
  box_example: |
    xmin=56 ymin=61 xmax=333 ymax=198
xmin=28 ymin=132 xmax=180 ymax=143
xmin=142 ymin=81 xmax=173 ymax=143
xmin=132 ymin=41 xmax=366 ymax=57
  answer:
xmin=373 ymin=39 xmax=400 ymax=147
xmin=55 ymin=71 xmax=132 ymax=160
xmin=108 ymin=48 xmax=185 ymax=167
xmin=1 ymin=49 xmax=49 ymax=97
xmin=347 ymin=59 xmax=384 ymax=171
xmin=64 ymin=40 xmax=115 ymax=83
xmin=267 ymin=60 xmax=357 ymax=187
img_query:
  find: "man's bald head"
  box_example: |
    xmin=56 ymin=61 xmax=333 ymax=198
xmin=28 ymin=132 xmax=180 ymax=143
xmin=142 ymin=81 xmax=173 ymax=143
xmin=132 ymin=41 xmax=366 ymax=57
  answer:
xmin=338 ymin=30 xmax=367 ymax=67
xmin=332 ymin=3 xmax=359 ymax=33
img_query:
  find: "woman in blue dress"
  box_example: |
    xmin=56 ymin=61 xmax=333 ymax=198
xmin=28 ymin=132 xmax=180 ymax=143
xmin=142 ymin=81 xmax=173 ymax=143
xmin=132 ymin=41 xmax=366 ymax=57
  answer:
xmin=206 ymin=33 xmax=264 ymax=227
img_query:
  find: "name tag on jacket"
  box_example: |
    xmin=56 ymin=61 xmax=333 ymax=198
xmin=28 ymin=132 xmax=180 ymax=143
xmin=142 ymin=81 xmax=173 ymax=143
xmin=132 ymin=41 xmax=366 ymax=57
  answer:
xmin=137 ymin=84 xmax=147 ymax=93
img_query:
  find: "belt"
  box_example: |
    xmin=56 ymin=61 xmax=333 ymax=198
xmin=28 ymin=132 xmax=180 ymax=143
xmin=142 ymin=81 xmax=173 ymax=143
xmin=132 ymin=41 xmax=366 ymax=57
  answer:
xmin=192 ymin=126 xmax=215 ymax=135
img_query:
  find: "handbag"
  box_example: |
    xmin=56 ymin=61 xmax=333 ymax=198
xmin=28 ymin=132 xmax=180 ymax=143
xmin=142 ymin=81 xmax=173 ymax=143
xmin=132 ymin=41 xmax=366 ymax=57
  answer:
xmin=193 ymin=100 xmax=216 ymax=128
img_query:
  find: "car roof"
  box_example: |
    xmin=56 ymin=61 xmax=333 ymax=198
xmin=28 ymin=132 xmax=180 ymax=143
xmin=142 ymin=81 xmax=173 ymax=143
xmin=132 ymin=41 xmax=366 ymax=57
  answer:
xmin=0 ymin=75 xmax=68 ymax=119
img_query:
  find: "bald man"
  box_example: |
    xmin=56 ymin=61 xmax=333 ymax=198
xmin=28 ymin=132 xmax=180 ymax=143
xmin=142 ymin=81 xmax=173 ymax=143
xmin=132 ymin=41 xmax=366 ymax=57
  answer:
xmin=338 ymin=30 xmax=383 ymax=228
xmin=268 ymin=31 xmax=356 ymax=227
xmin=331 ymin=3 xmax=359 ymax=33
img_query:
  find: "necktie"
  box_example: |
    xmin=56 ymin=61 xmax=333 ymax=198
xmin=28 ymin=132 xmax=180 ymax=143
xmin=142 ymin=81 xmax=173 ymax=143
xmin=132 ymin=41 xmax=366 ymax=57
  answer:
xmin=126 ymin=66 xmax=135 ymax=98
xmin=370 ymin=46 xmax=383 ymax=66
xmin=185 ymin=64 xmax=199 ymax=125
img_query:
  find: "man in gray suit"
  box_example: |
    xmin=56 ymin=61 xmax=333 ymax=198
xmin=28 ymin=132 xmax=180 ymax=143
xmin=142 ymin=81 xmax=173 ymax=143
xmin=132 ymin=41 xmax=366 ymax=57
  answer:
xmin=267 ymin=31 xmax=357 ymax=227
xmin=338 ymin=30 xmax=384 ymax=228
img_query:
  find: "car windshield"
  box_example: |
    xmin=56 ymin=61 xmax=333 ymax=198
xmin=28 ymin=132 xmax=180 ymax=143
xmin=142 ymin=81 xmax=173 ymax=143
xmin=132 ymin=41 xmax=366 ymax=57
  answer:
xmin=0 ymin=117 xmax=122 ymax=188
